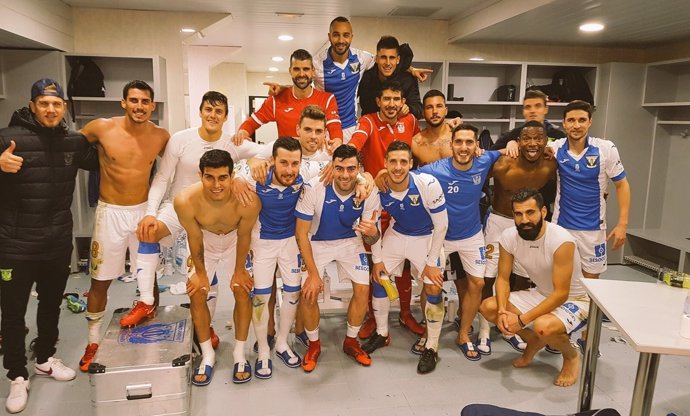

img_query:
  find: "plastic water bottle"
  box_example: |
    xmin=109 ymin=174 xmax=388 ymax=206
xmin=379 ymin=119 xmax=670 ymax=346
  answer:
xmin=173 ymin=232 xmax=188 ymax=274
xmin=162 ymin=246 xmax=174 ymax=277
xmin=379 ymin=272 xmax=399 ymax=301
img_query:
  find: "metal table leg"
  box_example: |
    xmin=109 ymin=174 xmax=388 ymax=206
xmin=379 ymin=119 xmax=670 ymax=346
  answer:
xmin=578 ymin=301 xmax=603 ymax=411
xmin=629 ymin=352 xmax=660 ymax=416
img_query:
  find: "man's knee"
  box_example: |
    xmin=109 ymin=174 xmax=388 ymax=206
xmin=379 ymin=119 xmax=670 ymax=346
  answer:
xmin=479 ymin=297 xmax=498 ymax=321
xmin=88 ymin=279 xmax=111 ymax=296
xmin=467 ymin=276 xmax=485 ymax=293
xmin=352 ymin=283 xmax=369 ymax=301
xmin=532 ymin=315 xmax=566 ymax=338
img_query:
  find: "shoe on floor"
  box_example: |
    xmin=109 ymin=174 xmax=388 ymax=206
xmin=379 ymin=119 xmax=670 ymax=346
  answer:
xmin=79 ymin=343 xmax=99 ymax=372
xmin=417 ymin=348 xmax=438 ymax=374
xmin=576 ymin=338 xmax=602 ymax=358
xmin=358 ymin=316 xmax=376 ymax=340
xmin=476 ymin=337 xmax=492 ymax=355
xmin=252 ymin=334 xmax=275 ymax=354
xmin=399 ymin=312 xmax=425 ymax=336
xmin=302 ymin=339 xmax=321 ymax=373
xmin=343 ymin=336 xmax=371 ymax=366
xmin=119 ymin=301 xmax=156 ymax=328
xmin=34 ymin=357 xmax=76 ymax=381
xmin=503 ymin=334 xmax=527 ymax=352
xmin=295 ymin=331 xmax=310 ymax=348
xmin=5 ymin=377 xmax=30 ymax=414
xmin=410 ymin=337 xmax=426 ymax=356
xmin=361 ymin=331 xmax=391 ymax=354
xmin=544 ymin=344 xmax=561 ymax=354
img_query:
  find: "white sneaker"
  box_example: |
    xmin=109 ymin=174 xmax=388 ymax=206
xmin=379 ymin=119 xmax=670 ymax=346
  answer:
xmin=34 ymin=357 xmax=76 ymax=381
xmin=6 ymin=377 xmax=29 ymax=414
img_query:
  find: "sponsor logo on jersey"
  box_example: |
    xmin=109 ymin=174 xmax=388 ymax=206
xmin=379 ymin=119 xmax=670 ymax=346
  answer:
xmin=585 ymin=155 xmax=598 ymax=168
xmin=378 ymin=126 xmax=387 ymax=131
xmin=325 ymin=199 xmax=337 ymax=204
xmin=472 ymin=174 xmax=482 ymax=185
xmin=590 ymin=242 xmax=607 ymax=262
xmin=559 ymin=158 xmax=570 ymax=164
xmin=408 ymin=194 xmax=420 ymax=206
xmin=284 ymin=107 xmax=294 ymax=113
xmin=384 ymin=201 xmax=395 ymax=207
xmin=327 ymin=68 xmax=337 ymax=75
xmin=561 ymin=302 xmax=580 ymax=313
xmin=448 ymin=180 xmax=459 ymax=186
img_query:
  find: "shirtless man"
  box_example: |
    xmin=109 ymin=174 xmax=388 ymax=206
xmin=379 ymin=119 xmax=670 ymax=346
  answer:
xmin=477 ymin=121 xmax=557 ymax=355
xmin=78 ymin=80 xmax=170 ymax=372
xmin=412 ymin=90 xmax=453 ymax=166
xmin=175 ymin=149 xmax=261 ymax=385
xmin=480 ymin=188 xmax=588 ymax=387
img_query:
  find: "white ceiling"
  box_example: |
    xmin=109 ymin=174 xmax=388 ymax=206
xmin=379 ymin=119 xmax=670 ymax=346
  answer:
xmin=5 ymin=1 xmax=690 ymax=71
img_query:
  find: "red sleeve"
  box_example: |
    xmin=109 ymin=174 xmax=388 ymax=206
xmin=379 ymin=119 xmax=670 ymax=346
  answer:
xmin=324 ymin=94 xmax=343 ymax=140
xmin=411 ymin=117 xmax=420 ymax=136
xmin=348 ymin=116 xmax=373 ymax=151
xmin=239 ymin=96 xmax=276 ymax=135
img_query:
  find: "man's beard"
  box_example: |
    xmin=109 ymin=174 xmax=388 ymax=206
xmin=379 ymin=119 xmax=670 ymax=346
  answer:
xmin=516 ymin=216 xmax=544 ymax=241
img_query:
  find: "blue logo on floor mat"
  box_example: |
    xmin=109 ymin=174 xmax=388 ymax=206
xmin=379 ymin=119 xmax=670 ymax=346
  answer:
xmin=118 ymin=319 xmax=187 ymax=344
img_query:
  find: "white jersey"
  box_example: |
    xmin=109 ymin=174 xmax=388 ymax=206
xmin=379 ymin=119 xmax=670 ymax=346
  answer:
xmin=295 ymin=177 xmax=380 ymax=242
xmin=146 ymin=127 xmax=263 ymax=216
xmin=550 ymin=136 xmax=626 ymax=231
xmin=499 ymin=222 xmax=585 ymax=298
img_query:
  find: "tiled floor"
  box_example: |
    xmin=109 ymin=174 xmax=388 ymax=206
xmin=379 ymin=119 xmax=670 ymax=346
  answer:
xmin=2 ymin=265 xmax=689 ymax=415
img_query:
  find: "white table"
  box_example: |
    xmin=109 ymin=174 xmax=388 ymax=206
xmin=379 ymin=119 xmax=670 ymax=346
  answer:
xmin=577 ymin=279 xmax=690 ymax=416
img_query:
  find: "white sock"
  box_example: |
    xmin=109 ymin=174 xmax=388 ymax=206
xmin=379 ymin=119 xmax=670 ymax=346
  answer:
xmin=276 ymin=290 xmax=300 ymax=353
xmin=136 ymin=242 xmax=160 ymax=305
xmin=199 ymin=339 xmax=215 ymax=367
xmin=206 ymin=273 xmax=219 ymax=320
xmin=478 ymin=314 xmax=491 ymax=339
xmin=346 ymin=322 xmax=360 ymax=339
xmin=252 ymin=292 xmax=271 ymax=361
xmin=305 ymin=327 xmax=319 ymax=342
xmin=424 ymin=301 xmax=445 ymax=351
xmin=86 ymin=310 xmax=105 ymax=344
xmin=233 ymin=340 xmax=246 ymax=364
xmin=372 ymin=296 xmax=390 ymax=337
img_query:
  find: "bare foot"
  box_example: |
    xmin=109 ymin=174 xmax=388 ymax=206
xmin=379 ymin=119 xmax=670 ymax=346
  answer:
xmin=512 ymin=353 xmax=533 ymax=368
xmin=554 ymin=354 xmax=580 ymax=387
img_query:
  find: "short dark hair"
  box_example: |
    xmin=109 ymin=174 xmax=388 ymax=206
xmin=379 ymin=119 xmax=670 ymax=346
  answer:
xmin=452 ymin=123 xmax=478 ymax=140
xmin=123 ymin=80 xmax=154 ymax=101
xmin=329 ymin=16 xmax=350 ymax=30
xmin=290 ymin=49 xmax=313 ymax=65
xmin=332 ymin=144 xmax=358 ymax=162
xmin=522 ymin=120 xmax=545 ymax=129
xmin=563 ymin=100 xmax=594 ymax=120
xmin=272 ymin=136 xmax=302 ymax=158
xmin=385 ymin=141 xmax=412 ymax=159
xmin=379 ymin=80 xmax=403 ymax=97
xmin=376 ymin=36 xmax=400 ymax=53
xmin=524 ymin=89 xmax=548 ymax=105
xmin=199 ymin=91 xmax=228 ymax=115
xmin=299 ymin=105 xmax=326 ymax=127
xmin=199 ymin=149 xmax=233 ymax=173
xmin=511 ymin=188 xmax=544 ymax=210
xmin=423 ymin=89 xmax=446 ymax=105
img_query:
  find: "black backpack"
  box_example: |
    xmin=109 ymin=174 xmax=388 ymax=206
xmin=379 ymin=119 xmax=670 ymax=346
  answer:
xmin=550 ymin=68 xmax=594 ymax=104
xmin=67 ymin=57 xmax=106 ymax=122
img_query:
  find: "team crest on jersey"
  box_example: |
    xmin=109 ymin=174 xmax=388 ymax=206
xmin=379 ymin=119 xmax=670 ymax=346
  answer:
xmin=396 ymin=123 xmax=405 ymax=133
xmin=585 ymin=155 xmax=598 ymax=168
xmin=349 ymin=62 xmax=360 ymax=73
xmin=291 ymin=184 xmax=301 ymax=193
xmin=472 ymin=174 xmax=482 ymax=185
xmin=64 ymin=152 xmax=74 ymax=166
xmin=352 ymin=198 xmax=363 ymax=210
xmin=408 ymin=194 xmax=420 ymax=206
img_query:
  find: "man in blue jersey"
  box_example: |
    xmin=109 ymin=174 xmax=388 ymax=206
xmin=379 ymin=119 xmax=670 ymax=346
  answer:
xmin=550 ymin=100 xmax=630 ymax=282
xmin=364 ymin=141 xmax=449 ymax=374
xmin=417 ymin=124 xmax=505 ymax=361
xmin=295 ymin=145 xmax=381 ymax=372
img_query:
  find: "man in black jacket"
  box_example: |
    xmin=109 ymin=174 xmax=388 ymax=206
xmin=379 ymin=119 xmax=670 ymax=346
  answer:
xmin=0 ymin=79 xmax=97 ymax=414
xmin=358 ymin=36 xmax=422 ymax=119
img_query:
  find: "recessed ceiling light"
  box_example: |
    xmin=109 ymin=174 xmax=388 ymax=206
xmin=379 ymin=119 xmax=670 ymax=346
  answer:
xmin=278 ymin=34 xmax=294 ymax=41
xmin=469 ymin=57 xmax=484 ymax=61
xmin=272 ymin=56 xmax=284 ymax=62
xmin=180 ymin=28 xmax=196 ymax=33
xmin=579 ymin=22 xmax=604 ymax=32
xmin=268 ymin=67 xmax=279 ymax=72
xmin=275 ymin=12 xmax=304 ymax=18
xmin=266 ymin=75 xmax=274 ymax=79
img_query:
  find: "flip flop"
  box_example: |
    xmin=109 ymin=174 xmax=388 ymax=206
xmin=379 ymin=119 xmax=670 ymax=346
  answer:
xmin=252 ymin=334 xmax=275 ymax=354
xmin=276 ymin=348 xmax=302 ymax=368
xmin=503 ymin=334 xmax=527 ymax=352
xmin=232 ymin=361 xmax=252 ymax=384
xmin=410 ymin=337 xmax=426 ymax=356
xmin=544 ymin=344 xmax=561 ymax=354
xmin=458 ymin=341 xmax=481 ymax=361
xmin=254 ymin=358 xmax=273 ymax=380
xmin=191 ymin=364 xmax=214 ymax=386
xmin=476 ymin=337 xmax=492 ymax=355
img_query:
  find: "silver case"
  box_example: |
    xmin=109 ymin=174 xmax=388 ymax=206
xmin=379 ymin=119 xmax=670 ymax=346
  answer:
xmin=89 ymin=305 xmax=193 ymax=415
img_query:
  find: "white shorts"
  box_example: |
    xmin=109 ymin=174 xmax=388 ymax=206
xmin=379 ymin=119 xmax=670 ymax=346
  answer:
xmin=444 ymin=230 xmax=486 ymax=279
xmin=341 ymin=125 xmax=356 ymax=144
xmin=380 ymin=228 xmax=443 ymax=285
xmin=252 ymin=236 xmax=301 ymax=290
xmin=311 ymin=238 xmax=370 ymax=285
xmin=186 ymin=230 xmax=248 ymax=285
xmin=567 ymin=229 xmax=608 ymax=274
xmin=484 ymin=212 xmax=529 ymax=278
xmin=509 ymin=288 xmax=590 ymax=335
xmin=90 ymin=201 xmax=146 ymax=281
xmin=156 ymin=201 xmax=183 ymax=247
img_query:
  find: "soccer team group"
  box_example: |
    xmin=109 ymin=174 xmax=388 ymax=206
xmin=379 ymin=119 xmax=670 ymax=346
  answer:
xmin=0 ymin=15 xmax=631 ymax=413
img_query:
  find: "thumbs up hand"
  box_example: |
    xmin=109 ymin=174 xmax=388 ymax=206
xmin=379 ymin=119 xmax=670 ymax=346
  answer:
xmin=0 ymin=140 xmax=23 ymax=173
xmin=354 ymin=209 xmax=379 ymax=238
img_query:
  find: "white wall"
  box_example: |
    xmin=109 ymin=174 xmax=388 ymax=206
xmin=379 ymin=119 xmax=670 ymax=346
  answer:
xmin=0 ymin=0 xmax=73 ymax=51
xmin=71 ymin=8 xmax=226 ymax=134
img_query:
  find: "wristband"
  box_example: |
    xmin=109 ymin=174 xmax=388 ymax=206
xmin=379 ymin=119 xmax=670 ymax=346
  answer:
xmin=517 ymin=314 xmax=526 ymax=328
